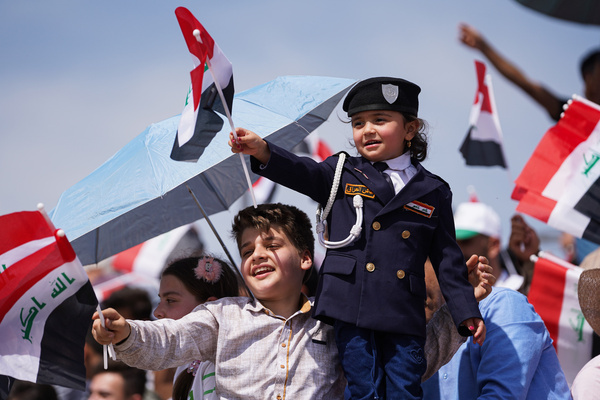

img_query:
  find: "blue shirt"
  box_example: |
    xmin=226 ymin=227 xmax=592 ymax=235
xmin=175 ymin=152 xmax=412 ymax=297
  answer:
xmin=422 ymin=287 xmax=572 ymax=399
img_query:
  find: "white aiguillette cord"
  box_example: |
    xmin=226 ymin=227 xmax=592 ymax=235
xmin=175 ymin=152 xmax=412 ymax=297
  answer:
xmin=316 ymin=153 xmax=364 ymax=249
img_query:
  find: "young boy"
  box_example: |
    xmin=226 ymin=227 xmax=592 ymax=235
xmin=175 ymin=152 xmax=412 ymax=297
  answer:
xmin=92 ymin=203 xmax=492 ymax=399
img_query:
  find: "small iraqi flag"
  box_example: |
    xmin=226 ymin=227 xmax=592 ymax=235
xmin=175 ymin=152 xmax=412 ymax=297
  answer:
xmin=460 ymin=60 xmax=507 ymax=168
xmin=528 ymin=252 xmax=594 ymax=385
xmin=512 ymin=95 xmax=600 ymax=245
xmin=170 ymin=7 xmax=234 ymax=162
xmin=0 ymin=209 xmax=97 ymax=399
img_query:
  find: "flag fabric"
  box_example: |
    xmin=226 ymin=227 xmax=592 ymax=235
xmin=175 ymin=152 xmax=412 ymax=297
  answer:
xmin=511 ymin=95 xmax=600 ymax=244
xmin=527 ymin=252 xmax=594 ymax=385
xmin=460 ymin=60 xmax=508 ymax=168
xmin=0 ymin=210 xmax=97 ymax=398
xmin=170 ymin=7 xmax=234 ymax=162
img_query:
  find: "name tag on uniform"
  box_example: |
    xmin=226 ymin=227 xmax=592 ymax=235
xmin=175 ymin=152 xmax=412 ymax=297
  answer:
xmin=345 ymin=183 xmax=375 ymax=199
xmin=404 ymin=201 xmax=434 ymax=218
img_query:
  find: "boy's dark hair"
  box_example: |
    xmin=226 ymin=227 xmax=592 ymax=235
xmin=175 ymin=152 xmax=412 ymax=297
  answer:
xmin=91 ymin=360 xmax=146 ymax=398
xmin=231 ymin=203 xmax=315 ymax=265
xmin=404 ymin=114 xmax=428 ymax=162
xmin=580 ymin=48 xmax=600 ymax=80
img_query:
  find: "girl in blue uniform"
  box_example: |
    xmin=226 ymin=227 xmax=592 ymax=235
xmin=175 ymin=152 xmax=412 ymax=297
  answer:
xmin=230 ymin=77 xmax=485 ymax=399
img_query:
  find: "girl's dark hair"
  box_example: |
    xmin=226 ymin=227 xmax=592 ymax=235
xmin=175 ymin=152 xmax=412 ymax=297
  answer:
xmin=167 ymin=254 xmax=243 ymax=400
xmin=404 ymin=114 xmax=428 ymax=162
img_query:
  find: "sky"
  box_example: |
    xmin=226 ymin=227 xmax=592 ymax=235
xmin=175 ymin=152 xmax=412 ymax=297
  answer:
xmin=1 ymin=0 xmax=599 ymax=264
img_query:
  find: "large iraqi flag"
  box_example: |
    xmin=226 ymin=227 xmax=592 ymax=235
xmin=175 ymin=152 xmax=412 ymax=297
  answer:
xmin=528 ymin=252 xmax=593 ymax=385
xmin=0 ymin=210 xmax=97 ymax=398
xmin=170 ymin=7 xmax=234 ymax=162
xmin=459 ymin=60 xmax=507 ymax=168
xmin=512 ymin=95 xmax=600 ymax=245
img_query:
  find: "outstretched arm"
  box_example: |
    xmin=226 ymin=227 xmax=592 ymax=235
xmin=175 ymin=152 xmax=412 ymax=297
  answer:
xmin=459 ymin=23 xmax=564 ymax=120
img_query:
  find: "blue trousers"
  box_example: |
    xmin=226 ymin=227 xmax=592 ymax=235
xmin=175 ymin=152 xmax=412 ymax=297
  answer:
xmin=335 ymin=321 xmax=426 ymax=400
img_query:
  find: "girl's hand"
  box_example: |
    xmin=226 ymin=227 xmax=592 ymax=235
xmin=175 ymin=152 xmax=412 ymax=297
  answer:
xmin=92 ymin=308 xmax=131 ymax=345
xmin=229 ymin=128 xmax=271 ymax=164
xmin=462 ymin=317 xmax=486 ymax=346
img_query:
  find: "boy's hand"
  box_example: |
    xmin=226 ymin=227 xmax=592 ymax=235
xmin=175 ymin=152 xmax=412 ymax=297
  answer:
xmin=92 ymin=308 xmax=131 ymax=345
xmin=466 ymin=254 xmax=496 ymax=302
xmin=462 ymin=317 xmax=486 ymax=346
xmin=229 ymin=127 xmax=271 ymax=164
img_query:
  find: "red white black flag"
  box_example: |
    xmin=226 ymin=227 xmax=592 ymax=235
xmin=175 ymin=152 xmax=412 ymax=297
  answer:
xmin=170 ymin=7 xmax=234 ymax=162
xmin=512 ymin=95 xmax=600 ymax=245
xmin=460 ymin=60 xmax=507 ymax=168
xmin=0 ymin=210 xmax=97 ymax=398
xmin=528 ymin=252 xmax=593 ymax=385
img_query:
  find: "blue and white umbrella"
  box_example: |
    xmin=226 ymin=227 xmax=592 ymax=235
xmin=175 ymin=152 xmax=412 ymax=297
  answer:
xmin=50 ymin=75 xmax=356 ymax=265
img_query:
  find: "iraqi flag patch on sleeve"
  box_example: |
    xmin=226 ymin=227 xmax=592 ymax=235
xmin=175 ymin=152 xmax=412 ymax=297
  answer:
xmin=403 ymin=201 xmax=434 ymax=218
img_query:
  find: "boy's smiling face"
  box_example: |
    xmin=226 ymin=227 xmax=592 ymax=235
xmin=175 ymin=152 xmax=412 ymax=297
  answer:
xmin=351 ymin=110 xmax=417 ymax=162
xmin=239 ymin=224 xmax=312 ymax=309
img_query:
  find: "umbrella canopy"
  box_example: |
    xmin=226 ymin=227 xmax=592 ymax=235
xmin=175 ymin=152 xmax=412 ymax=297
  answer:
xmin=50 ymin=75 xmax=356 ymax=265
xmin=514 ymin=0 xmax=600 ymax=25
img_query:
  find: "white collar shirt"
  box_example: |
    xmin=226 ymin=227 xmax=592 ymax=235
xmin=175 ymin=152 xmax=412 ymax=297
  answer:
xmin=376 ymin=151 xmax=417 ymax=194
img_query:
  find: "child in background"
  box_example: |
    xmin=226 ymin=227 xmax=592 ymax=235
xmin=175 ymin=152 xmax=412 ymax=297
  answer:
xmin=230 ymin=77 xmax=485 ymax=399
xmin=153 ymin=255 xmax=241 ymax=400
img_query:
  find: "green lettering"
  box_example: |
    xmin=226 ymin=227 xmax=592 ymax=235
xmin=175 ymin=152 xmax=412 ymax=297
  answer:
xmin=582 ymin=152 xmax=600 ymax=177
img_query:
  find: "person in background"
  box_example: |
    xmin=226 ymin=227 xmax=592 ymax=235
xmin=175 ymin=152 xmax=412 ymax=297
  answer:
xmin=421 ymin=227 xmax=572 ymax=399
xmin=458 ymin=23 xmax=600 ymax=121
xmin=453 ymin=201 xmax=540 ymax=294
xmin=571 ymin=258 xmax=600 ymax=398
xmin=88 ymin=360 xmax=147 ymax=400
xmin=7 ymin=381 xmax=58 ymax=400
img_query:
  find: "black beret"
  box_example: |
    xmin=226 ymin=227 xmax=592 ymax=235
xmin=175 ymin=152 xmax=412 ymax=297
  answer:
xmin=343 ymin=77 xmax=421 ymax=117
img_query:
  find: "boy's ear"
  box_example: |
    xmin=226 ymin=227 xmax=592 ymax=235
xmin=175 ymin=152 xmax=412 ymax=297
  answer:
xmin=300 ymin=249 xmax=313 ymax=271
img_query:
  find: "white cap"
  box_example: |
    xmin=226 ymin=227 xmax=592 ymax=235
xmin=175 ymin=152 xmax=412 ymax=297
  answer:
xmin=454 ymin=202 xmax=501 ymax=240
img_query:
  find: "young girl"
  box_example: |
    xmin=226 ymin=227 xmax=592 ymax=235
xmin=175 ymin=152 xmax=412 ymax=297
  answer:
xmin=154 ymin=254 xmax=242 ymax=400
xmin=230 ymin=77 xmax=486 ymax=399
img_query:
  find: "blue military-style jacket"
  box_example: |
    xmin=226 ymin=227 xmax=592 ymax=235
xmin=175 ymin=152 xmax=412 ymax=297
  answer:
xmin=251 ymin=142 xmax=482 ymax=338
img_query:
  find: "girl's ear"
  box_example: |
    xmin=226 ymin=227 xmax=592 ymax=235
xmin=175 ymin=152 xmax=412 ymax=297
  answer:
xmin=405 ymin=119 xmax=419 ymax=140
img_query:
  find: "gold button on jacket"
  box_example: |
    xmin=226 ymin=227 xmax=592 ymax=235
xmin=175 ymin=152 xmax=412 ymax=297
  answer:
xmin=402 ymin=230 xmax=410 ymax=239
xmin=366 ymin=263 xmax=375 ymax=272
xmin=372 ymin=221 xmax=381 ymax=230
xmin=396 ymin=270 xmax=406 ymax=279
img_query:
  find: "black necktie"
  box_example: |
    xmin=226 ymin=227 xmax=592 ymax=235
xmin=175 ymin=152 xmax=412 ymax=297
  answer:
xmin=373 ymin=162 xmax=394 ymax=192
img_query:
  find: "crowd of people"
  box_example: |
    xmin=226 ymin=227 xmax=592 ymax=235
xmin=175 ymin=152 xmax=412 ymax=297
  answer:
xmin=7 ymin=22 xmax=600 ymax=400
